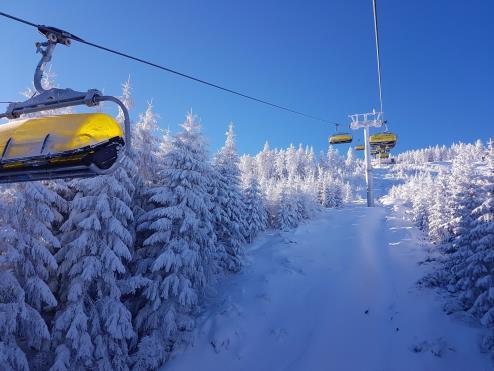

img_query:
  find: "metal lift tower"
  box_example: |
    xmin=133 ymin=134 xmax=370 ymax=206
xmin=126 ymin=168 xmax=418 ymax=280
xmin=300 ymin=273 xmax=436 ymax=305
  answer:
xmin=349 ymin=110 xmax=384 ymax=207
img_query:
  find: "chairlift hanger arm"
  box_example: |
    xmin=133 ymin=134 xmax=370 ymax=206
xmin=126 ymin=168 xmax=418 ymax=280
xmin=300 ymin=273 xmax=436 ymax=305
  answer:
xmin=37 ymin=25 xmax=84 ymax=44
xmin=0 ymin=27 xmax=129 ymax=143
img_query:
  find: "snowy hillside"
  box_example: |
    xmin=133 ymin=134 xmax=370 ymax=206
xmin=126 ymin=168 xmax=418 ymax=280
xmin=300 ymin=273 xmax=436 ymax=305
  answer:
xmin=0 ymin=0 xmax=492 ymax=366
xmin=1 ymin=73 xmax=493 ymax=371
xmin=166 ymin=206 xmax=491 ymax=371
xmin=0 ymin=79 xmax=366 ymax=370
xmin=164 ymin=142 xmax=494 ymax=371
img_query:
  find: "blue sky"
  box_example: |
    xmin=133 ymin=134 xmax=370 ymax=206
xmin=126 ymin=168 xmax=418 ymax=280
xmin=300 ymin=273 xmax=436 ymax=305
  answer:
xmin=0 ymin=0 xmax=492 ymax=156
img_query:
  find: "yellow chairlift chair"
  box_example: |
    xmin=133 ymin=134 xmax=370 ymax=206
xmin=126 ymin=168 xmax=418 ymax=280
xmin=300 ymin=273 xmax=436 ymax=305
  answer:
xmin=329 ymin=123 xmax=353 ymax=145
xmin=0 ymin=26 xmax=130 ymax=183
xmin=369 ymin=121 xmax=397 ymax=149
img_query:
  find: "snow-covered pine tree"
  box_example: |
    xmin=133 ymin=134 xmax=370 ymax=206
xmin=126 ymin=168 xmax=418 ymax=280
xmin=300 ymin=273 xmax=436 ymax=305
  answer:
xmin=319 ymin=173 xmax=343 ymax=208
xmin=295 ymin=144 xmax=307 ymax=179
xmin=0 ymin=183 xmax=64 ymax=370
xmin=285 ymin=144 xmax=298 ymax=180
xmin=415 ymin=149 xmax=484 ymax=306
xmin=444 ymin=151 xmax=481 ymax=251
xmin=276 ymin=180 xmax=299 ymax=230
xmin=210 ymin=123 xmax=247 ymax=272
xmin=318 ymin=150 xmax=328 ymax=171
xmin=455 ymin=140 xmax=494 ymax=319
xmin=242 ymin=174 xmax=268 ymax=243
xmin=239 ymin=154 xmax=257 ymax=180
xmin=0 ymin=69 xmax=74 ymax=370
xmin=263 ymin=178 xmax=280 ymax=228
xmin=305 ymin=146 xmax=317 ymax=177
xmin=50 ymin=79 xmax=137 ymax=370
xmin=0 ymin=257 xmax=39 ymax=371
xmin=131 ymin=101 xmax=163 ymax=259
xmin=11 ymin=183 xmax=64 ymax=306
xmin=50 ymin=170 xmax=136 ymax=370
xmin=331 ymin=179 xmax=344 ymax=208
xmin=159 ymin=128 xmax=174 ymax=158
xmin=327 ymin=146 xmax=341 ymax=174
xmin=289 ymin=177 xmax=306 ymax=222
xmin=474 ymin=139 xmax=484 ymax=160
xmin=274 ymin=149 xmax=287 ymax=181
xmin=411 ymin=174 xmax=434 ymax=232
xmin=300 ymin=172 xmax=321 ymax=218
xmin=428 ymin=172 xmax=451 ymax=243
xmin=117 ymin=76 xmax=133 ymax=124
xmin=256 ymin=142 xmax=274 ymax=184
xmin=345 ymin=147 xmax=356 ymax=176
xmin=133 ymin=102 xmax=161 ymax=188
xmin=318 ymin=172 xmax=329 ymax=207
xmin=132 ymin=112 xmax=217 ymax=369
xmin=342 ymin=181 xmax=353 ymax=204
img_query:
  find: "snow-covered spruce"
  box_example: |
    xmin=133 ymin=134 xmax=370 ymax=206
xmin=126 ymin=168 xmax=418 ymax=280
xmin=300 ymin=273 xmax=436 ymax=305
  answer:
xmin=131 ymin=112 xmax=218 ymax=369
xmin=50 ymin=163 xmax=136 ymax=371
xmin=132 ymin=102 xmax=161 ymax=189
xmin=49 ymin=81 xmax=137 ymax=370
xmin=0 ymin=183 xmax=63 ymax=370
xmin=275 ymin=180 xmax=299 ymax=231
xmin=0 ymin=70 xmax=72 ymax=370
xmin=386 ymin=139 xmax=494 ymax=351
xmin=210 ymin=123 xmax=247 ymax=272
xmin=468 ymin=142 xmax=494 ymax=330
xmin=241 ymin=174 xmax=268 ymax=243
xmin=318 ymin=171 xmax=343 ymax=209
xmin=428 ymin=171 xmax=451 ymax=243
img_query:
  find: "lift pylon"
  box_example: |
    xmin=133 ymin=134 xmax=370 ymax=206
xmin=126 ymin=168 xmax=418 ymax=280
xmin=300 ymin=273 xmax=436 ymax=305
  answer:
xmin=349 ymin=110 xmax=384 ymax=207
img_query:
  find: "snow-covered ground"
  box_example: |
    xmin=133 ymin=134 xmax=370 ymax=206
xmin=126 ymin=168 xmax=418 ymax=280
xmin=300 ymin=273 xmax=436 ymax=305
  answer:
xmin=166 ymin=203 xmax=492 ymax=371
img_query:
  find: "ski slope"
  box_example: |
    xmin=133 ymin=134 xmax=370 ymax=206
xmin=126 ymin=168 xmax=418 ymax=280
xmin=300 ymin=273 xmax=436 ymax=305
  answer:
xmin=166 ymin=204 xmax=491 ymax=371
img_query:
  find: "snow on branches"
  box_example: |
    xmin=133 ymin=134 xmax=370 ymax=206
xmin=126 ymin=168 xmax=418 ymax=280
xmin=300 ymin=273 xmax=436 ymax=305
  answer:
xmin=386 ymin=138 xmax=494 ymax=349
xmin=0 ymin=75 xmax=361 ymax=369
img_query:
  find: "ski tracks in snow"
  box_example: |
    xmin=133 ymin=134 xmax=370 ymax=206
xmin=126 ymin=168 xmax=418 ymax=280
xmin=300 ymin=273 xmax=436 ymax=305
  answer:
xmin=166 ymin=206 xmax=492 ymax=371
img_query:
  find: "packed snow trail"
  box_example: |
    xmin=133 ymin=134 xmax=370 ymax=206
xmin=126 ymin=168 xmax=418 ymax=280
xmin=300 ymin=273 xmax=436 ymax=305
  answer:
xmin=166 ymin=205 xmax=491 ymax=371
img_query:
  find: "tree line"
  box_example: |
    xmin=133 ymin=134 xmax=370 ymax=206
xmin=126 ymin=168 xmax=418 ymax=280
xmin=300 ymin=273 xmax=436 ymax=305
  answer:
xmin=0 ymin=78 xmax=362 ymax=370
xmin=387 ymin=139 xmax=494 ymax=351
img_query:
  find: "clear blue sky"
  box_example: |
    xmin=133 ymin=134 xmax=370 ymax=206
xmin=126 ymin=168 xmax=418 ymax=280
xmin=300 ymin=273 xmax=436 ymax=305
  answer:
xmin=0 ymin=0 xmax=492 ymax=156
